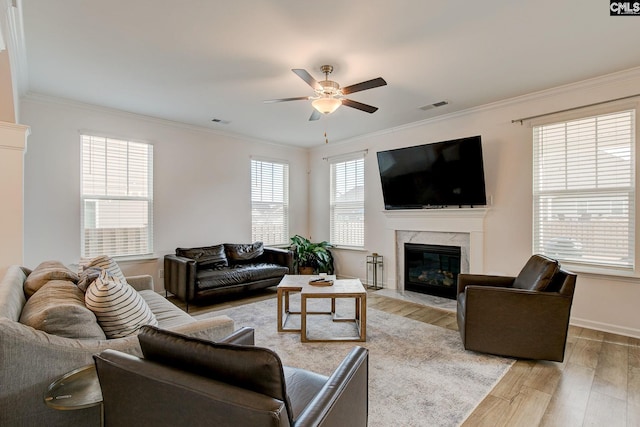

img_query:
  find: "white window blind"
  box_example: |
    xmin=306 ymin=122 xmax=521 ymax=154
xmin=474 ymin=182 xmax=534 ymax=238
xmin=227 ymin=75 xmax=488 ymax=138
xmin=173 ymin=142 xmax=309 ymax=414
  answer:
xmin=251 ymin=158 xmax=289 ymax=245
xmin=330 ymin=155 xmax=365 ymax=247
xmin=533 ymin=109 xmax=635 ymax=270
xmin=81 ymin=135 xmax=153 ymax=258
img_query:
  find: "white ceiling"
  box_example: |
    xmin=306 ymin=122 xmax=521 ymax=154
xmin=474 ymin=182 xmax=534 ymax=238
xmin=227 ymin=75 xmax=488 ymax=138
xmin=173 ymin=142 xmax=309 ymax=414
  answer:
xmin=20 ymin=0 xmax=640 ymax=148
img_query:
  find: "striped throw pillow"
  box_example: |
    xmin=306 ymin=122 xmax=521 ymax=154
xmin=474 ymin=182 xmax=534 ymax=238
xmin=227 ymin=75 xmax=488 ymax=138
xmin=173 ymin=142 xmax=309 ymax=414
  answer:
xmin=79 ymin=255 xmax=127 ymax=283
xmin=85 ymin=270 xmax=158 ymax=338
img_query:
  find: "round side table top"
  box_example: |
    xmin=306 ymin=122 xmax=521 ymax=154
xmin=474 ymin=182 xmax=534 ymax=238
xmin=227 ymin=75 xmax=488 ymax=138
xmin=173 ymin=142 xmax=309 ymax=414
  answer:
xmin=44 ymin=364 xmax=102 ymax=410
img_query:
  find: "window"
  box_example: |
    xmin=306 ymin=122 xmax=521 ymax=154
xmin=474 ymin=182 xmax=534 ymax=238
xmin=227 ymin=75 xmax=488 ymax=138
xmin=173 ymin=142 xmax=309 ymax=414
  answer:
xmin=330 ymin=154 xmax=365 ymax=247
xmin=81 ymin=134 xmax=153 ymax=258
xmin=251 ymin=158 xmax=289 ymax=245
xmin=533 ymin=109 xmax=635 ymax=270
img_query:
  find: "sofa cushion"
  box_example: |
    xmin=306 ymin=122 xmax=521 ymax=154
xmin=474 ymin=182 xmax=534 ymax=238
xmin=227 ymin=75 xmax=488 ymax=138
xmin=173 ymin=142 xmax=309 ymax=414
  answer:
xmin=196 ymin=263 xmax=289 ymax=291
xmin=139 ymin=289 xmax=195 ymax=329
xmin=23 ymin=261 xmax=79 ymax=299
xmin=137 ymin=325 xmax=294 ymax=425
xmin=176 ymin=245 xmax=228 ymax=268
xmin=79 ymin=255 xmax=127 ymax=283
xmin=224 ymin=242 xmax=264 ymax=262
xmin=77 ymin=267 xmax=103 ymax=292
xmin=19 ymin=279 xmax=106 ymax=339
xmin=85 ymin=270 xmax=158 ymax=338
xmin=513 ymin=254 xmax=559 ymax=291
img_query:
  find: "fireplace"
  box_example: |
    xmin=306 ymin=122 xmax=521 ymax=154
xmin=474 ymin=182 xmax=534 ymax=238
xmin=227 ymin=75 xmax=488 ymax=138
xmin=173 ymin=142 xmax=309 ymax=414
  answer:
xmin=404 ymin=243 xmax=461 ymax=299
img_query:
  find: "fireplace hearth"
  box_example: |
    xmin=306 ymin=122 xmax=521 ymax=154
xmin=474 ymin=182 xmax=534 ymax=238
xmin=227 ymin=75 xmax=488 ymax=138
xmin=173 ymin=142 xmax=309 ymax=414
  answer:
xmin=404 ymin=243 xmax=461 ymax=299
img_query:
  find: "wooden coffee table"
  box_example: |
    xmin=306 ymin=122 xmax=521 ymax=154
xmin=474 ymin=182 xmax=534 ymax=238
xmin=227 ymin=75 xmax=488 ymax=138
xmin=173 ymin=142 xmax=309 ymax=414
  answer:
xmin=277 ymin=275 xmax=367 ymax=342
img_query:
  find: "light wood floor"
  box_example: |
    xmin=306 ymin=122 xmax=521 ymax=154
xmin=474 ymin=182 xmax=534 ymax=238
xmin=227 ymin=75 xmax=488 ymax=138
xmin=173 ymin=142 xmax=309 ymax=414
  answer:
xmin=172 ymin=289 xmax=640 ymax=427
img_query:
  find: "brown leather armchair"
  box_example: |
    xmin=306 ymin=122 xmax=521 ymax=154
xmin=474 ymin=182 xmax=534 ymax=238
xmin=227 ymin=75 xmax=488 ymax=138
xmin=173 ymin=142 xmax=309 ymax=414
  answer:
xmin=94 ymin=326 xmax=368 ymax=427
xmin=456 ymin=254 xmax=576 ymax=362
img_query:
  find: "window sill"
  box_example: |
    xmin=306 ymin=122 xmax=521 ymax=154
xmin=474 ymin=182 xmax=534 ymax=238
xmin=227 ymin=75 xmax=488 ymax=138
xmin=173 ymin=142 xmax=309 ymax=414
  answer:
xmin=330 ymin=246 xmax=367 ymax=252
xmin=112 ymin=254 xmax=159 ymax=263
xmin=561 ymin=262 xmax=640 ymax=282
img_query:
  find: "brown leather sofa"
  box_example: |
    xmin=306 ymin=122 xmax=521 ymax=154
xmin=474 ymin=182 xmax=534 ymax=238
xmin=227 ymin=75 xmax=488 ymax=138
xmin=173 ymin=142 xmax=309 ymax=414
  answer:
xmin=94 ymin=326 xmax=369 ymax=427
xmin=456 ymin=254 xmax=576 ymax=362
xmin=164 ymin=242 xmax=293 ymax=311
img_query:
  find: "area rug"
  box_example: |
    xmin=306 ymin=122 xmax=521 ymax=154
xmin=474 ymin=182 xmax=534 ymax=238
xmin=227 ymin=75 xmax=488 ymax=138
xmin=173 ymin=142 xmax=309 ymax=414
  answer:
xmin=197 ymin=297 xmax=514 ymax=427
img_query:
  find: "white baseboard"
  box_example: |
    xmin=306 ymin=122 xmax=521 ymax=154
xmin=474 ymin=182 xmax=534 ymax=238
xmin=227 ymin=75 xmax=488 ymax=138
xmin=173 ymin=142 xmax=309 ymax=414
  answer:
xmin=571 ymin=317 xmax=640 ymax=339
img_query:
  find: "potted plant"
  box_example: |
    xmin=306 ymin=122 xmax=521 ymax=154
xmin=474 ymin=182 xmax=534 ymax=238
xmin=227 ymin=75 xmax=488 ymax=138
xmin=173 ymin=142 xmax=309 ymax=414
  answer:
xmin=289 ymin=235 xmax=334 ymax=275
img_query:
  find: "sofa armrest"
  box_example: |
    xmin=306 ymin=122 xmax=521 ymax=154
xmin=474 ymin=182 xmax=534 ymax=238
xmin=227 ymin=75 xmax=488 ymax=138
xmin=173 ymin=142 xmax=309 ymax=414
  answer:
xmin=126 ymin=275 xmax=154 ymax=291
xmin=164 ymin=255 xmax=197 ymax=302
xmin=167 ymin=315 xmax=235 ymax=342
xmin=457 ymin=273 xmax=515 ymax=296
xmin=294 ymin=346 xmax=369 ymax=427
xmin=261 ymin=247 xmax=294 ymax=272
xmin=216 ymin=326 xmax=255 ymax=345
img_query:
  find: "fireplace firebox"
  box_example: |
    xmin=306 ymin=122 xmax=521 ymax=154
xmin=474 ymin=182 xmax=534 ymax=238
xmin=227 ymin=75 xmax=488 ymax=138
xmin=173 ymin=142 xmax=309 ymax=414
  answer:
xmin=404 ymin=243 xmax=461 ymax=299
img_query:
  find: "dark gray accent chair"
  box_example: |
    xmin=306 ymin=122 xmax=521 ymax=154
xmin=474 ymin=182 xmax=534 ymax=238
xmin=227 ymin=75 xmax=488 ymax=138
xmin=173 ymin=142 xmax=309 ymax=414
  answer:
xmin=94 ymin=326 xmax=369 ymax=426
xmin=456 ymin=254 xmax=577 ymax=362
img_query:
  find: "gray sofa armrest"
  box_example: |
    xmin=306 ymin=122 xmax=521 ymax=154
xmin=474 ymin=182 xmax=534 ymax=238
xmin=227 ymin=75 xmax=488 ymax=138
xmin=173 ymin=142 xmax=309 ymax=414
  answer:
xmin=216 ymin=326 xmax=255 ymax=345
xmin=168 ymin=315 xmax=235 ymax=342
xmin=294 ymin=346 xmax=369 ymax=427
xmin=126 ymin=274 xmax=154 ymax=291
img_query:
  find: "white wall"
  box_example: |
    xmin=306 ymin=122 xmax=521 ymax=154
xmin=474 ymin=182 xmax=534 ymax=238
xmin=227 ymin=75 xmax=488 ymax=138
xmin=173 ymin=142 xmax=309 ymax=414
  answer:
xmin=309 ymin=67 xmax=640 ymax=338
xmin=20 ymin=95 xmax=308 ymax=290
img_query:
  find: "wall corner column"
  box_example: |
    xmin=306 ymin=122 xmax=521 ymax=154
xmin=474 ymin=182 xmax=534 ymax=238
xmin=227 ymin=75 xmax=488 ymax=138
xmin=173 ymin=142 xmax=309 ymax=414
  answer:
xmin=0 ymin=121 xmax=29 ymax=276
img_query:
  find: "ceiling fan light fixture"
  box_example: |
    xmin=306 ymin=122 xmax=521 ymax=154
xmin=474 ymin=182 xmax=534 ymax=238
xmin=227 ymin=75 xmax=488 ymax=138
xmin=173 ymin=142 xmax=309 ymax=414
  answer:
xmin=312 ymin=96 xmax=342 ymax=114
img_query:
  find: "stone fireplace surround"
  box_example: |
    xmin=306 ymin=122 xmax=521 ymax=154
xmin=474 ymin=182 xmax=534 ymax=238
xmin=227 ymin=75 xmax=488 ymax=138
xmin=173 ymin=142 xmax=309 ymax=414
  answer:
xmin=382 ymin=208 xmax=488 ymax=291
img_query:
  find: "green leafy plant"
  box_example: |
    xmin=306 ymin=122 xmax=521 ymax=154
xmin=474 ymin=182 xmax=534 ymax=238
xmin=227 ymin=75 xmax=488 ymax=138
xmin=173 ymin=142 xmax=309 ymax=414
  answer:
xmin=288 ymin=235 xmax=334 ymax=274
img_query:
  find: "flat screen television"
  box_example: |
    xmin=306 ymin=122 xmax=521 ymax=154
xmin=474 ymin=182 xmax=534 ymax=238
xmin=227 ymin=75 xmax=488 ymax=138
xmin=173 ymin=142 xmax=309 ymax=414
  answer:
xmin=376 ymin=135 xmax=487 ymax=209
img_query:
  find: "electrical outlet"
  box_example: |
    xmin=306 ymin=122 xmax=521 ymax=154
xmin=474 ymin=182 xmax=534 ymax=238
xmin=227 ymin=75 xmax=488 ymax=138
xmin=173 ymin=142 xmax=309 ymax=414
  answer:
xmin=158 ymin=269 xmax=164 ymax=279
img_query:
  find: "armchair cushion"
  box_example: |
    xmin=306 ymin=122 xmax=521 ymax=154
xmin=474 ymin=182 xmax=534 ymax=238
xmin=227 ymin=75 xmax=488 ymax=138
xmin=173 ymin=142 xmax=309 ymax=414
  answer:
xmin=138 ymin=325 xmax=294 ymax=424
xmin=512 ymin=254 xmax=558 ymax=291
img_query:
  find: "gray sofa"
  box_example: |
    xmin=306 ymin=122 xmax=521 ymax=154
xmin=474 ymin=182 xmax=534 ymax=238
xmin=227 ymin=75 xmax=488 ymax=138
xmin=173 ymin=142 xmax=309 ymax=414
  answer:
xmin=0 ymin=265 xmax=235 ymax=427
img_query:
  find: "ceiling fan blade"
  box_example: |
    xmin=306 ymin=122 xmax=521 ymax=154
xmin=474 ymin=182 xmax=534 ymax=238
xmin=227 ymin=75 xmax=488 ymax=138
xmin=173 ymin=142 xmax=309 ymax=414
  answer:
xmin=341 ymin=77 xmax=387 ymax=95
xmin=292 ymin=69 xmax=322 ymax=91
xmin=342 ymin=98 xmax=379 ymax=113
xmin=309 ymin=110 xmax=321 ymax=121
xmin=263 ymin=96 xmax=311 ymax=104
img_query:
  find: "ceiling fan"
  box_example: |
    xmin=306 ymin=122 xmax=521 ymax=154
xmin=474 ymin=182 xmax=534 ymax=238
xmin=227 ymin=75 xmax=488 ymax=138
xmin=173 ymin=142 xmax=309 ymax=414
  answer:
xmin=265 ymin=65 xmax=387 ymax=121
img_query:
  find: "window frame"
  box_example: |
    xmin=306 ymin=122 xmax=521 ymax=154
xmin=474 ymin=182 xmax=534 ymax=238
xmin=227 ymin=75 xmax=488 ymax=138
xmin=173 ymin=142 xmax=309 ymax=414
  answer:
xmin=329 ymin=152 xmax=366 ymax=249
xmin=250 ymin=157 xmax=290 ymax=246
xmin=532 ymin=105 xmax=637 ymax=275
xmin=80 ymin=133 xmax=154 ymax=259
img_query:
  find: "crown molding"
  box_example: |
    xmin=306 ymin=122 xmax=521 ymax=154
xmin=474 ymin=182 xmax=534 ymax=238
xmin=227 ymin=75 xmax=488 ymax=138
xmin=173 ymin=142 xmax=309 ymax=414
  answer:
xmin=21 ymin=92 xmax=306 ymax=152
xmin=313 ymin=66 xmax=640 ymax=151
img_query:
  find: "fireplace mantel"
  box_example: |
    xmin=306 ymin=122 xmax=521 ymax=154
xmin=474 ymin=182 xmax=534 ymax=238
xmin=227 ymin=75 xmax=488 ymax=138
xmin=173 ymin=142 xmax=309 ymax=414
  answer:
xmin=383 ymin=208 xmax=487 ymax=233
xmin=382 ymin=208 xmax=488 ymax=290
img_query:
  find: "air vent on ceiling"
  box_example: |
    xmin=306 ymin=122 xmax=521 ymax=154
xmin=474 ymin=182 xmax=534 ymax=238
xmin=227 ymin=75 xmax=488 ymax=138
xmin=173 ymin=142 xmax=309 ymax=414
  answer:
xmin=419 ymin=101 xmax=449 ymax=111
xmin=211 ymin=118 xmax=231 ymax=125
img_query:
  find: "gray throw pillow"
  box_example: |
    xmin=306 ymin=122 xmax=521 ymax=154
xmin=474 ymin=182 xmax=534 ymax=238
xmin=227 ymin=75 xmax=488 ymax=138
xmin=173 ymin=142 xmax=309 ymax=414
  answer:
xmin=19 ymin=280 xmax=106 ymax=340
xmin=23 ymin=261 xmax=79 ymax=299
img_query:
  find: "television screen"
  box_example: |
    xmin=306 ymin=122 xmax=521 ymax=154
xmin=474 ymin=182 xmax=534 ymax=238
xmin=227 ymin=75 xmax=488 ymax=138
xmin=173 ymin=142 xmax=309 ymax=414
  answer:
xmin=376 ymin=135 xmax=487 ymax=209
